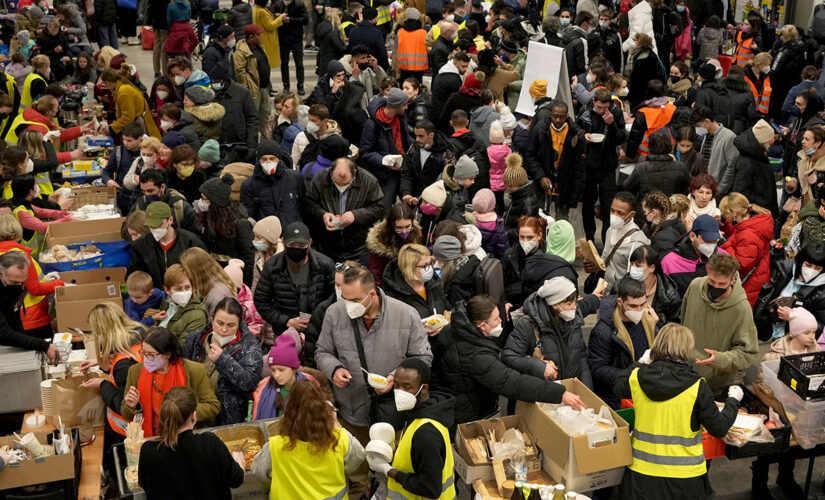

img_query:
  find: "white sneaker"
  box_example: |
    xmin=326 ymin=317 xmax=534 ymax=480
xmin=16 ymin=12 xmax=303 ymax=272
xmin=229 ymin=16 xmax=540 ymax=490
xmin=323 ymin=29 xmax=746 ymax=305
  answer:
xmin=118 ymin=36 xmax=127 ymax=43
xmin=127 ymin=36 xmax=140 ymax=45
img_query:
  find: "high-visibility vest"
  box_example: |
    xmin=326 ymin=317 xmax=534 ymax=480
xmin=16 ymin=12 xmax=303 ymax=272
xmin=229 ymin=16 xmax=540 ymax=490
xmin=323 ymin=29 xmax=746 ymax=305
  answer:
xmin=341 ymin=20 xmax=355 ymax=40
xmin=12 ymin=205 xmax=44 ymax=256
xmin=628 ymin=368 xmax=706 ymax=479
xmin=0 ymin=73 xmax=17 ymax=138
xmin=5 ymin=112 xmax=40 ymax=145
xmin=5 ymin=113 xmax=57 ymax=196
xmin=268 ymin=428 xmax=349 ymax=500
xmin=431 ymin=20 xmax=466 ymax=41
xmin=733 ymin=32 xmax=756 ymax=67
xmin=397 ymin=29 xmax=429 ymax=72
xmin=372 ymin=0 xmax=391 ymax=26
xmin=0 ymin=246 xmax=46 ymax=311
xmin=637 ymin=103 xmax=676 ymax=158
xmin=105 ymin=345 xmax=144 ymax=436
xmin=745 ymin=75 xmax=771 ymax=115
xmin=21 ymin=72 xmax=46 ymax=108
xmin=388 ymin=417 xmax=456 ymax=500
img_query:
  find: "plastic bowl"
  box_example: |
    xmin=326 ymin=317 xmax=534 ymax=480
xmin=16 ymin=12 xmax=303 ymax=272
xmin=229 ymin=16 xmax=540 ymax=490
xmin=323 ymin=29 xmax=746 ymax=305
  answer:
xmin=369 ymin=422 xmax=396 ymax=445
xmin=367 ymin=373 xmax=389 ymax=390
xmin=365 ymin=440 xmax=394 ymax=462
xmin=590 ymin=133 xmax=605 ymax=143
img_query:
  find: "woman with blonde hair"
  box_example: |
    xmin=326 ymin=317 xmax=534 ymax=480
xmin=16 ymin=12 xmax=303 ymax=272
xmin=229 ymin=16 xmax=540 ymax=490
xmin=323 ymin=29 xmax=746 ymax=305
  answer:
xmin=99 ymin=67 xmax=162 ymax=140
xmin=614 ymin=323 xmax=741 ymax=500
xmin=121 ymin=210 xmax=149 ymax=242
xmin=642 ymin=192 xmax=686 ymax=255
xmin=80 ymin=303 xmax=145 ymax=438
xmin=719 ymin=193 xmax=773 ymax=306
xmin=381 ymin=243 xmax=447 ymax=333
xmin=138 ymin=386 xmax=245 ymax=496
xmin=180 ymin=247 xmax=237 ymax=317
xmin=314 ymin=6 xmax=345 ymax=81
xmin=123 ymin=137 xmax=162 ymax=191
xmin=252 ymin=216 xmax=283 ymax=296
xmin=252 ymin=379 xmax=365 ymax=499
xmin=17 ymin=130 xmax=62 ymax=204
xmin=13 ymin=95 xmax=89 ymax=167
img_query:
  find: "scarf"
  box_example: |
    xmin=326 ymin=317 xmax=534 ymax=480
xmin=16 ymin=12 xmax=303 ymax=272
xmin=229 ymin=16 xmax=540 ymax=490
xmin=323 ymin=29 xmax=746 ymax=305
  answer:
xmin=667 ymin=78 xmax=692 ymax=96
xmin=687 ymin=195 xmax=720 ymax=221
xmin=375 ymin=106 xmax=403 ymax=154
xmin=459 ymin=86 xmax=481 ymax=97
xmin=137 ymin=358 xmax=187 ymax=437
xmin=255 ymin=371 xmax=308 ymax=420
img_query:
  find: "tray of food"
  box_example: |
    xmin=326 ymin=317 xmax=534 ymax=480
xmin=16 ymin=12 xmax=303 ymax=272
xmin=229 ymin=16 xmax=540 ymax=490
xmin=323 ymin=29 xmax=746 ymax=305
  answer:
xmin=212 ymin=425 xmax=266 ymax=471
xmin=422 ymin=314 xmax=449 ymax=331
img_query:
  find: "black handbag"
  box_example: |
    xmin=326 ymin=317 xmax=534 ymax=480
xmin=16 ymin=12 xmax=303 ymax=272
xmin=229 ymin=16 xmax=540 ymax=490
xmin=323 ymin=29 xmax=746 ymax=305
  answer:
xmin=350 ymin=318 xmax=405 ymax=430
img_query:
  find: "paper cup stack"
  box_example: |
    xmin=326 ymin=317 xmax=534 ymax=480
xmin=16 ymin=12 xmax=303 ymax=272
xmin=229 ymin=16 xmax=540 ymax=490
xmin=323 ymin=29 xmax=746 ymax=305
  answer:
xmin=40 ymin=380 xmax=54 ymax=416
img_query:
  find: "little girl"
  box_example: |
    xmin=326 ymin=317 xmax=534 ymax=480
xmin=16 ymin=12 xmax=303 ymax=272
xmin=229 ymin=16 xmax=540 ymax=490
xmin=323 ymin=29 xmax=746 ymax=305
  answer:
xmin=487 ymin=120 xmax=511 ymax=213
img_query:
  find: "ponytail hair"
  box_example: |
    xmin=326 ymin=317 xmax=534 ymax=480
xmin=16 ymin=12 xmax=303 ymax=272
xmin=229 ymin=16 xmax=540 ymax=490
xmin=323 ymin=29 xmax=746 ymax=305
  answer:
xmin=100 ymin=67 xmax=135 ymax=88
xmin=157 ymin=387 xmax=197 ymax=449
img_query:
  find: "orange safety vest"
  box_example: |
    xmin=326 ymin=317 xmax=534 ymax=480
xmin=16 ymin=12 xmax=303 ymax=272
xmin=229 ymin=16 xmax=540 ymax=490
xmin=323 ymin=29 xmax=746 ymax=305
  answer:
xmin=396 ymin=29 xmax=428 ymax=72
xmin=637 ymin=103 xmax=677 ymax=158
xmin=734 ymin=32 xmax=756 ymax=67
xmin=106 ymin=345 xmax=143 ymax=436
xmin=745 ymin=75 xmax=771 ymax=115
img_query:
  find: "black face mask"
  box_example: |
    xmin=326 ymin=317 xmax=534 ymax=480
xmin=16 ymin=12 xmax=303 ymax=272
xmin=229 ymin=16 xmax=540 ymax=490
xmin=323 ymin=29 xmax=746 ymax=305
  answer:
xmin=285 ymin=246 xmax=308 ymax=262
xmin=357 ymin=62 xmax=370 ymax=71
xmin=707 ymin=283 xmax=728 ymax=302
xmin=0 ymin=112 xmax=9 ymax=121
xmin=3 ymin=284 xmax=24 ymax=301
xmin=670 ymin=74 xmax=681 ymax=84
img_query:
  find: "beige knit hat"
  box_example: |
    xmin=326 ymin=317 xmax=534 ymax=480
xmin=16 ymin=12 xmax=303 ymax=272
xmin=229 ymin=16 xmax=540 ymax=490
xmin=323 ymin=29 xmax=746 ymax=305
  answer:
xmin=421 ymin=180 xmax=448 ymax=207
xmin=503 ymin=152 xmax=528 ymax=188
xmin=752 ymin=119 xmax=775 ymax=144
xmin=253 ymin=216 xmax=282 ymax=245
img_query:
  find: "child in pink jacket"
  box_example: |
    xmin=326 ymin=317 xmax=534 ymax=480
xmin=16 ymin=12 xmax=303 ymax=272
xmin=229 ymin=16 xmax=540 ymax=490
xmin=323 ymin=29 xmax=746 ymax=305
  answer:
xmin=225 ymin=259 xmax=264 ymax=339
xmin=487 ymin=120 xmax=512 ymax=213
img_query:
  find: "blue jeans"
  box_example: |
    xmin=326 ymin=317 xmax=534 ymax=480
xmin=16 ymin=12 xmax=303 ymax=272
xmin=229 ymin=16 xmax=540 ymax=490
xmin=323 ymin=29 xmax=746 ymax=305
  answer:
xmin=98 ymin=24 xmax=119 ymax=49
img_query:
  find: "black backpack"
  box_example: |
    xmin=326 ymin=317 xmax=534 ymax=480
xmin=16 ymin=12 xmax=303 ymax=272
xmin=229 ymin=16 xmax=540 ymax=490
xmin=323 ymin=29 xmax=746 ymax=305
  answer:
xmin=298 ymin=132 xmax=322 ymax=170
xmin=813 ymin=4 xmax=825 ymax=42
xmin=474 ymin=255 xmax=502 ymax=297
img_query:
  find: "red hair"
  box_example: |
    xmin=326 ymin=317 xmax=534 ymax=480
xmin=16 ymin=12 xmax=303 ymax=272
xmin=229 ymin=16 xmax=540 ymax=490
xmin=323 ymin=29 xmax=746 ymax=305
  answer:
xmin=689 ymin=174 xmax=717 ymax=197
xmin=517 ymin=216 xmax=547 ymax=247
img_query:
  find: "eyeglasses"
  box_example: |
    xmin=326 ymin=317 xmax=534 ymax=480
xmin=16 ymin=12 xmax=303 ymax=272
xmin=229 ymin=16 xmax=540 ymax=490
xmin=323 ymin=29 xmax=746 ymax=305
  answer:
xmin=395 ymin=224 xmax=413 ymax=232
xmin=139 ymin=349 xmax=161 ymax=360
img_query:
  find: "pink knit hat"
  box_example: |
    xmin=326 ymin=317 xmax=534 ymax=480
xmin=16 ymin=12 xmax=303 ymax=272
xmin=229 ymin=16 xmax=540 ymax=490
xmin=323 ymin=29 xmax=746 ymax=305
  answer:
xmin=789 ymin=307 xmax=818 ymax=337
xmin=224 ymin=259 xmax=244 ymax=290
xmin=473 ymin=189 xmax=497 ymax=223
xmin=267 ymin=333 xmax=300 ymax=369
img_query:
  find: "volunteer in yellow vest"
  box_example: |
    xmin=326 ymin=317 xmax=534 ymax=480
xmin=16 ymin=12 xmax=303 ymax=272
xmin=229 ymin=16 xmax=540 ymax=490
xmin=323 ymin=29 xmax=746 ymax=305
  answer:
xmin=395 ymin=8 xmax=429 ymax=82
xmin=137 ymin=386 xmax=246 ymax=496
xmin=744 ymin=52 xmax=772 ymax=117
xmin=10 ymin=174 xmax=72 ymax=257
xmin=0 ymin=213 xmax=64 ymax=338
xmin=372 ymin=0 xmax=392 ymax=32
xmin=613 ymin=323 xmax=742 ymax=500
xmin=733 ymin=17 xmax=760 ymax=68
xmin=368 ymin=358 xmax=456 ymax=500
xmin=0 ymin=75 xmax=21 ymax=140
xmin=252 ymin=378 xmax=366 ymax=500
xmin=341 ymin=3 xmax=363 ymax=40
xmin=80 ymin=303 xmax=145 ymax=437
xmin=21 ymin=55 xmax=50 ymax=108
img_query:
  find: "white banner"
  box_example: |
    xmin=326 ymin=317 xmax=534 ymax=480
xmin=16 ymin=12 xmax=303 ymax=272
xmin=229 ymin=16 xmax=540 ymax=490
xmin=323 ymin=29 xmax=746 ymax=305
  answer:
xmin=515 ymin=41 xmax=574 ymax=119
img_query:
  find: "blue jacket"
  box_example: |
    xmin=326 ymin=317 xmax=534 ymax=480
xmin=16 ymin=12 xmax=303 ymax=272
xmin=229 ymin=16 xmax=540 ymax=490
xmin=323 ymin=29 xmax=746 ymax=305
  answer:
xmin=102 ymin=144 xmax=140 ymax=213
xmin=782 ymin=80 xmax=825 ymax=122
xmin=359 ymin=97 xmax=412 ymax=184
xmin=167 ymin=0 xmax=192 ymax=25
xmin=240 ymin=146 xmax=304 ymax=225
xmin=124 ymin=288 xmax=165 ymax=327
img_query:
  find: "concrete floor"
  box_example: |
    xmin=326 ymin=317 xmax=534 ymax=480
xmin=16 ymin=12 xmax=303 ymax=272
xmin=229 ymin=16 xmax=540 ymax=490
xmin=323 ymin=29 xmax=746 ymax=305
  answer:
xmin=115 ymin=39 xmax=825 ymax=500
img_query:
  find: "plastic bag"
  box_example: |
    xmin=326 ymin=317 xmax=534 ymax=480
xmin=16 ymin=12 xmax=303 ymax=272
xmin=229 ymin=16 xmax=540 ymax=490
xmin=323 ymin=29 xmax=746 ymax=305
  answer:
xmin=723 ymin=412 xmax=776 ymax=447
xmin=490 ymin=428 xmax=525 ymax=461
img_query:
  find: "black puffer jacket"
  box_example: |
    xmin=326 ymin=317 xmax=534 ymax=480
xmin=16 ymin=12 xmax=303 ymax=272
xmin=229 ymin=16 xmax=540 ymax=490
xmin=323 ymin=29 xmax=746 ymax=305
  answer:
xmin=646 ymin=217 xmax=687 ymax=255
xmin=577 ymin=101 xmax=627 ymax=176
xmin=400 ymin=131 xmax=455 ymax=199
xmin=520 ymin=253 xmax=580 ymax=298
xmin=430 ymin=71 xmax=462 ymax=126
xmin=183 ymin=322 xmax=262 ymax=425
xmin=304 ymin=165 xmax=385 ymax=260
xmin=202 ymin=41 xmax=232 ymax=81
xmin=503 ymin=292 xmax=597 ymax=388
xmin=693 ymin=81 xmax=730 ymax=128
xmin=503 ymin=182 xmax=539 ymax=242
xmin=405 ymin=91 xmax=432 ymax=135
xmin=502 ymin=244 xmax=533 ymax=308
xmin=524 ymin=117 xmax=586 ymax=209
xmin=562 ymin=26 xmax=589 ymax=78
xmin=227 ymin=2 xmax=253 ymax=39
xmin=270 ymin=0 xmax=309 ymax=45
xmin=253 ymin=249 xmax=335 ymax=336
xmin=769 ymin=38 xmax=808 ymax=121
xmin=200 ymin=214 xmax=256 ymax=286
xmin=623 ymin=153 xmax=692 ymax=197
xmin=240 ymin=150 xmax=304 ymax=225
xmin=443 ymin=255 xmax=481 ymax=304
xmin=434 ymin=301 xmax=566 ymax=424
xmin=314 ymin=20 xmax=345 ymax=77
xmin=721 ymin=74 xmax=759 ymax=134
xmin=171 ymin=111 xmax=202 ymax=152
xmin=382 ymin=259 xmax=447 ymax=322
xmin=769 ymin=259 xmax=825 ymax=334
xmin=214 ymin=81 xmax=259 ymax=152
xmin=731 ymin=129 xmax=779 ymax=217
xmin=127 ymin=228 xmax=206 ymax=288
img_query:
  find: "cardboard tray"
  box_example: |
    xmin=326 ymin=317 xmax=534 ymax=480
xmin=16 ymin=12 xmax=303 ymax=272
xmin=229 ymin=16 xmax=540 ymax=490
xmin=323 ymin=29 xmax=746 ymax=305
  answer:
xmin=70 ymin=186 xmax=117 ymax=209
xmin=577 ymin=238 xmax=605 ymax=271
xmin=0 ymin=430 xmax=78 ymax=490
xmin=58 ymin=267 xmax=127 ymax=285
xmin=44 ymin=217 xmax=125 ymax=248
xmin=54 ymin=282 xmax=123 ymax=333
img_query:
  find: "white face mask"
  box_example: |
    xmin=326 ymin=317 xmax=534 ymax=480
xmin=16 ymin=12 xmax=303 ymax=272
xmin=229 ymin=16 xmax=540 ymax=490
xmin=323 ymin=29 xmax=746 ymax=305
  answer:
xmin=262 ymin=160 xmax=278 ymax=175
xmin=173 ymin=75 xmax=186 ymax=86
xmin=171 ymin=290 xmax=192 ymax=306
xmin=214 ymin=331 xmax=235 ymax=346
xmin=520 ymin=240 xmax=537 ymax=254
xmin=252 ymin=240 xmax=269 ymax=251
xmin=586 ymin=73 xmax=595 ymax=84
xmin=394 ymin=386 xmax=421 ymax=411
xmin=335 ymin=183 xmax=350 ymax=193
xmin=488 ymin=323 xmax=503 ymax=337
xmin=624 ymin=308 xmax=643 ymax=324
xmin=695 ymin=126 xmax=708 ymax=136
xmin=618 ymin=87 xmax=629 ymax=97
xmin=160 ymin=119 xmax=174 ymax=131
xmin=609 ymin=214 xmax=626 ymax=229
xmin=558 ymin=308 xmax=576 ymax=322
xmin=345 ymin=294 xmax=371 ymax=319
xmin=141 ymin=155 xmax=156 ymax=167
xmin=801 ymin=266 xmax=820 ymax=282
xmin=697 ymin=242 xmax=716 ymax=258
xmin=150 ymin=226 xmax=168 ymax=241
xmin=335 ymin=287 xmax=343 ymax=300
xmin=599 ymin=20 xmax=609 ymax=29
xmin=226 ymin=38 xmax=236 ymax=48
xmin=156 ymin=90 xmax=170 ymax=100
xmin=761 ymin=66 xmax=769 ymax=75
xmin=24 ymin=158 xmax=34 ymax=173
xmin=306 ymin=121 xmax=320 ymax=135
xmin=419 ymin=265 xmax=434 ymax=282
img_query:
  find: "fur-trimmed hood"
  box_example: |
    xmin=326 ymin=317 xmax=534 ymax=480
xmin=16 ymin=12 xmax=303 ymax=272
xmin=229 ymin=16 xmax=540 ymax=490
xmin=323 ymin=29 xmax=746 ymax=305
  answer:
xmin=366 ymin=219 xmax=423 ymax=257
xmin=187 ymin=102 xmax=226 ymax=123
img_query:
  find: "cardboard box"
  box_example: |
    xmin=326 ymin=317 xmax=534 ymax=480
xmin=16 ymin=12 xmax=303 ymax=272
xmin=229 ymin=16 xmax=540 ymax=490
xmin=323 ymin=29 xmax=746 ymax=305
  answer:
xmin=454 ymin=415 xmax=542 ymax=484
xmin=54 ymin=282 xmax=123 ymax=332
xmin=517 ymin=379 xmax=632 ymax=492
xmin=0 ymin=432 xmax=75 ymax=490
xmin=59 ymin=267 xmax=127 ymax=286
xmin=70 ymin=186 xmax=116 ymax=209
xmin=44 ymin=217 xmax=124 ymax=248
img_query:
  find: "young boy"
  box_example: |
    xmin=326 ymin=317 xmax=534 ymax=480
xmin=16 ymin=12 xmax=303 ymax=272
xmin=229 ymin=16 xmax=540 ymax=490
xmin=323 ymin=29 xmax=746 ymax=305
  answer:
xmin=102 ymin=121 xmax=143 ymax=215
xmin=124 ymin=271 xmax=165 ymax=327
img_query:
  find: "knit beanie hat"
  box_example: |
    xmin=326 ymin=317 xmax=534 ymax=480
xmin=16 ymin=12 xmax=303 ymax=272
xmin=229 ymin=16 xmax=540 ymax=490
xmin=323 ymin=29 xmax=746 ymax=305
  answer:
xmin=472 ymin=189 xmax=497 ymax=222
xmin=224 ymin=259 xmax=244 ymax=290
xmin=488 ymin=121 xmax=505 ymax=144
xmin=28 ymin=6 xmax=43 ymax=18
xmin=405 ymin=7 xmax=421 ymax=20
xmin=789 ymin=307 xmax=818 ymax=337
xmin=433 ymin=235 xmax=462 ymax=260
xmin=421 ymin=180 xmax=447 ymax=207
xmin=257 ymin=139 xmax=281 ymax=159
xmin=326 ymin=59 xmax=345 ymax=77
xmin=109 ymin=53 xmax=127 ymax=70
xmin=454 ymin=155 xmax=479 ymax=179
xmin=503 ymin=152 xmax=528 ymax=188
xmin=499 ymin=112 xmax=516 ymax=131
xmin=537 ymin=276 xmax=577 ymax=305
xmin=698 ymin=63 xmax=716 ymax=82
xmin=529 ymin=79 xmax=547 ymax=99
xmin=546 ymin=220 xmax=576 ymax=264
xmin=253 ymin=216 xmax=282 ymax=245
xmin=17 ymin=30 xmax=30 ymax=44
xmin=162 ymin=131 xmax=186 ymax=149
xmin=387 ymin=87 xmax=410 ymax=108
xmin=199 ymin=139 xmax=221 ymax=163
xmin=199 ymin=173 xmax=234 ymax=207
xmin=463 ymin=71 xmax=485 ymax=90
xmin=752 ymin=119 xmax=775 ymax=144
xmin=267 ymin=333 xmax=300 ymax=369
xmin=185 ymin=85 xmax=216 ymax=105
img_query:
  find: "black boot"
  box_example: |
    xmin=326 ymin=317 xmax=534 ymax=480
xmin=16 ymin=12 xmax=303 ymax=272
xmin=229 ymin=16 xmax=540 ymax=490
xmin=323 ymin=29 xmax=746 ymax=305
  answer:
xmin=752 ymin=459 xmax=774 ymax=500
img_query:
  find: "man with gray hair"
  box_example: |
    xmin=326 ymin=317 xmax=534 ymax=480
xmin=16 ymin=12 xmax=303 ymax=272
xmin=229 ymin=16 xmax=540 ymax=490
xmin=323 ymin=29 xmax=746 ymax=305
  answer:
xmin=0 ymin=252 xmax=59 ymax=361
xmin=429 ymin=21 xmax=457 ymax=74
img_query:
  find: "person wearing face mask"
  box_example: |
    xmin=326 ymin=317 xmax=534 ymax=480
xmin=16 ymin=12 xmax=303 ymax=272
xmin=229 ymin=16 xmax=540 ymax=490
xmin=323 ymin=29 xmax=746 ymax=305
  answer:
xmin=691 ymin=107 xmax=739 ymax=196
xmin=505 ymin=275 xmax=599 ymax=390
xmin=149 ymin=77 xmax=180 ymax=114
xmin=196 ymin=139 xmax=223 ymax=178
xmin=639 ymin=192 xmax=686 ymax=256
xmin=502 ymin=216 xmax=547 ymax=311
xmin=437 ymin=294 xmax=586 ymax=424
xmin=14 ymin=95 xmax=93 ymax=168
xmin=241 ymin=139 xmax=303 ymax=224
xmin=624 ymin=132 xmax=691 ymax=196
xmin=163 ymin=144 xmax=206 ymax=204
xmin=382 ymin=243 xmax=447 ymax=341
xmin=209 ymin=67 xmax=259 ymax=164
xmin=366 ymin=203 xmax=423 ymax=285
xmin=588 ymin=277 xmax=658 ymax=408
xmin=400 ymin=119 xmax=456 ymax=208
xmin=664 ymin=61 xmax=695 ymax=107
xmin=182 ymin=85 xmax=226 ymax=143
xmin=291 ymin=104 xmax=345 ymax=169
xmin=432 ymin=234 xmax=482 ymax=303
xmin=729 ymin=120 xmax=780 ymax=217
xmin=315 ymin=263 xmax=431 ymax=497
xmin=155 ymin=264 xmax=209 ymax=344
xmin=128 ymin=202 xmax=206 ymax=289
xmin=680 ymin=253 xmax=758 ymax=388
xmin=251 ymin=216 xmax=284 ymax=298
xmin=157 ymin=102 xmax=202 ymax=152
xmin=9 ymin=174 xmax=71 ymax=256
xmin=732 ymin=15 xmax=761 ymax=69
xmin=561 ymin=11 xmax=594 ymax=80
xmin=103 ymin=124 xmax=147 ymax=215
xmin=367 ymin=357 xmax=456 ymax=500
xmin=132 ymin=166 xmax=199 ymax=232
xmin=661 ymin=214 xmax=727 ymax=296
xmin=121 ymin=327 xmax=220 ymax=436
xmin=201 ymin=25 xmax=236 ymax=81
xmin=183 ymin=298 xmax=262 ymax=425
xmin=743 ymin=52 xmax=772 ymax=118
xmin=625 ymin=245 xmax=682 ymax=324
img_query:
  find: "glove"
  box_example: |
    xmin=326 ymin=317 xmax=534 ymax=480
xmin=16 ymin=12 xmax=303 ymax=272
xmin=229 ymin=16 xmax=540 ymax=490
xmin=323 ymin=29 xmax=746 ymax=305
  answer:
xmin=728 ymin=385 xmax=744 ymax=402
xmin=367 ymin=454 xmax=392 ymax=476
xmin=638 ymin=349 xmax=652 ymax=365
xmin=43 ymin=130 xmax=61 ymax=141
xmin=44 ymin=271 xmax=60 ymax=282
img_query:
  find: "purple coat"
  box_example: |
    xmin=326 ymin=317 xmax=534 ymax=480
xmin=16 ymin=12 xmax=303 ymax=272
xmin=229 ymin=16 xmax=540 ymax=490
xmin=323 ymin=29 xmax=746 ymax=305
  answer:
xmin=478 ymin=218 xmax=509 ymax=259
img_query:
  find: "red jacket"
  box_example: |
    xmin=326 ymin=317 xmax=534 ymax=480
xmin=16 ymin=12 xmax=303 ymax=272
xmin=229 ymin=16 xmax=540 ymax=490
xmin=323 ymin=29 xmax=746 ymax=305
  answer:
xmin=720 ymin=213 xmax=774 ymax=307
xmin=0 ymin=241 xmax=64 ymax=329
xmin=22 ymin=107 xmax=82 ymax=165
xmin=164 ymin=21 xmax=199 ymax=55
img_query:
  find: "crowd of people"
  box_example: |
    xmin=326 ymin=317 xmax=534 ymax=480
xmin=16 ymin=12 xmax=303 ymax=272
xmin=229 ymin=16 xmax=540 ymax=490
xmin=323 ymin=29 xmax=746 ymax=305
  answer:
xmin=1 ymin=0 xmax=825 ymax=498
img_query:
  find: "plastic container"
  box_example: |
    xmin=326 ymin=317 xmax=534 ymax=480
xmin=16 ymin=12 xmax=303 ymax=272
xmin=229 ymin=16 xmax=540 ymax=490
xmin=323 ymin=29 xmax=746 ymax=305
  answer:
xmin=701 ymin=431 xmax=726 ymax=459
xmin=724 ymin=386 xmax=791 ymax=460
xmin=762 ymin=359 xmax=825 ymax=449
xmin=777 ymin=351 xmax=825 ymax=400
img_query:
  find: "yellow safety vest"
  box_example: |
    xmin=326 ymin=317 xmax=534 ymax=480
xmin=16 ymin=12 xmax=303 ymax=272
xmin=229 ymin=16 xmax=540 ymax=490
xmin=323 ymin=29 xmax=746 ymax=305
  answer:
xmin=0 ymin=246 xmax=47 ymax=309
xmin=628 ymin=368 xmax=706 ymax=479
xmin=388 ymin=418 xmax=456 ymax=500
xmin=0 ymin=73 xmax=17 ymax=138
xmin=12 ymin=205 xmax=45 ymax=256
xmin=341 ymin=20 xmax=355 ymax=40
xmin=372 ymin=0 xmax=391 ymax=26
xmin=268 ymin=428 xmax=349 ymax=500
xmin=431 ymin=20 xmax=466 ymax=41
xmin=21 ymin=72 xmax=46 ymax=109
xmin=5 ymin=114 xmax=56 ymax=196
xmin=5 ymin=113 xmax=40 ymax=145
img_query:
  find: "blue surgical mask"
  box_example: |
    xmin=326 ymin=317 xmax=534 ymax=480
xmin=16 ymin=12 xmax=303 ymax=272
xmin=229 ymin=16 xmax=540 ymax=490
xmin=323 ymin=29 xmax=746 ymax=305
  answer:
xmin=499 ymin=53 xmax=509 ymax=63
xmin=676 ymin=5 xmax=685 ymax=11
xmin=560 ymin=17 xmax=570 ymax=26
xmin=629 ymin=266 xmax=646 ymax=281
xmin=806 ymin=148 xmax=817 ymax=156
